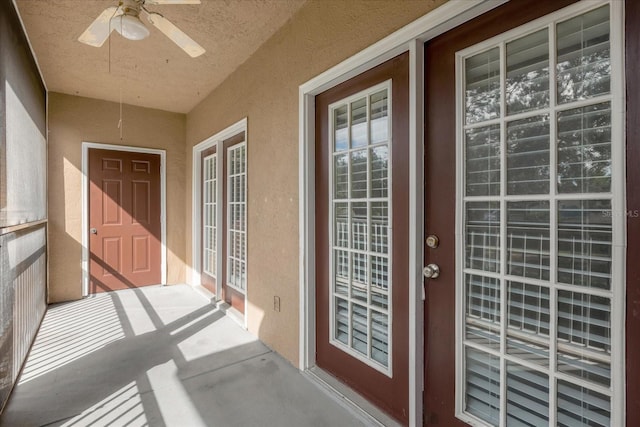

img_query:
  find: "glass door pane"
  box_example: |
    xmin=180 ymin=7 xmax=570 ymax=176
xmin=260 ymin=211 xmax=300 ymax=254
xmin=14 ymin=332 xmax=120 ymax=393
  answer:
xmin=459 ymin=4 xmax=618 ymax=426
xmin=203 ymin=154 xmax=217 ymax=277
xmin=227 ymin=144 xmax=246 ymax=292
xmin=329 ymin=83 xmax=392 ymax=374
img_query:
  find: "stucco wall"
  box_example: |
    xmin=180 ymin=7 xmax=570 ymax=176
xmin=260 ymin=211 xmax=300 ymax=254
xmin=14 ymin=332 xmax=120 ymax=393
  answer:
xmin=48 ymin=93 xmax=187 ymax=303
xmin=186 ymin=0 xmax=445 ymax=365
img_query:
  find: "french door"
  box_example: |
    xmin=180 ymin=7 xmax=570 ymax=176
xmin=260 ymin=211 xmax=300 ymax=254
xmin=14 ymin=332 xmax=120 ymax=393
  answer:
xmin=315 ymin=53 xmax=410 ymax=424
xmin=424 ymin=1 xmax=627 ymax=426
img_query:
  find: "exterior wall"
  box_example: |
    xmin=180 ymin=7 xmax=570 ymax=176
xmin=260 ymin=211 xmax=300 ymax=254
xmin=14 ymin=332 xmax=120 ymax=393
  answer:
xmin=186 ymin=0 xmax=445 ymax=365
xmin=47 ymin=93 xmax=187 ymax=303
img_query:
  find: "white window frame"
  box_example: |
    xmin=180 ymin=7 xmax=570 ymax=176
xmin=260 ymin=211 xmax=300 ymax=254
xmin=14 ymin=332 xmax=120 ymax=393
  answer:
xmin=202 ymin=153 xmax=217 ymax=278
xmin=225 ymin=141 xmax=247 ymax=294
xmin=453 ymin=1 xmax=626 ymax=426
xmin=327 ymin=80 xmax=394 ymax=376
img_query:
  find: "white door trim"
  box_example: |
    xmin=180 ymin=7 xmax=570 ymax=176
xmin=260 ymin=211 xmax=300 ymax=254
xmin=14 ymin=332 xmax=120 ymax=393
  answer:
xmin=81 ymin=142 xmax=167 ymax=296
xmin=298 ymin=1 xmax=509 ymax=425
xmin=191 ymin=118 xmax=248 ymax=328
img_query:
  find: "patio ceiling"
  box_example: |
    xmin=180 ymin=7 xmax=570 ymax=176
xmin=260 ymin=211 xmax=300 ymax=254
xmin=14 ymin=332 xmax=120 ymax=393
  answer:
xmin=14 ymin=0 xmax=306 ymax=113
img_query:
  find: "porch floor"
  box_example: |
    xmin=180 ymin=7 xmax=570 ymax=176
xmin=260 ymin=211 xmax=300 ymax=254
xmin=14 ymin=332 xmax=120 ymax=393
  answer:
xmin=0 ymin=285 xmax=367 ymax=427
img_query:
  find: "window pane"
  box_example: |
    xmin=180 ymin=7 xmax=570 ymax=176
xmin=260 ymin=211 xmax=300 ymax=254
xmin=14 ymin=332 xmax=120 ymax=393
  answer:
xmin=506 ymin=363 xmax=549 ymax=426
xmin=466 ymin=202 xmax=500 ymax=273
xmin=465 ymin=274 xmax=501 ymax=350
xmin=557 ymin=102 xmax=612 ymax=193
xmin=557 ymin=6 xmax=610 ymax=104
xmin=506 ymin=29 xmax=550 ymax=114
xmin=466 ymin=125 xmax=501 ymax=196
xmin=351 ymin=202 xmax=367 ymax=251
xmin=334 ymin=153 xmax=349 ymax=199
xmin=370 ymin=202 xmax=388 ymax=254
xmin=557 ymin=291 xmax=611 ymax=386
xmin=350 ymin=149 xmax=368 ymax=198
xmin=370 ymin=146 xmax=388 ymax=198
xmin=351 ymin=98 xmax=368 ymax=148
xmin=335 ymin=297 xmax=349 ymax=345
xmin=351 ymin=303 xmax=368 ymax=355
xmin=334 ymin=105 xmax=348 ymax=152
xmin=466 ymin=48 xmax=501 ymax=124
xmin=351 ymin=252 xmax=367 ymax=303
xmin=370 ymin=256 xmax=388 ymax=310
xmin=558 ymin=200 xmax=612 ymax=289
xmin=370 ymin=90 xmax=388 ymax=144
xmin=507 ymin=281 xmax=550 ymax=366
xmin=465 ymin=348 xmax=501 ymax=426
xmin=557 ymin=380 xmax=610 ymax=427
xmin=507 ymin=201 xmax=550 ymax=280
xmin=371 ymin=311 xmax=388 ymax=367
xmin=334 ymin=203 xmax=348 ymax=248
xmin=507 ymin=115 xmax=550 ymax=195
xmin=334 ymin=250 xmax=349 ymax=296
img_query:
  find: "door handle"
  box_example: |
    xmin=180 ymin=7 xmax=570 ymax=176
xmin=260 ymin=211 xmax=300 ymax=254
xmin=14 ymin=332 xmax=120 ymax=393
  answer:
xmin=423 ymin=263 xmax=440 ymax=279
xmin=90 ymin=228 xmax=97 ymax=234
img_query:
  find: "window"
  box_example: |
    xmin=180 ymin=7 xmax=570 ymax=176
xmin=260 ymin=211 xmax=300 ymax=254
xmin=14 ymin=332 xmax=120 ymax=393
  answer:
xmin=226 ymin=143 xmax=247 ymax=292
xmin=457 ymin=3 xmax=623 ymax=426
xmin=329 ymin=81 xmax=392 ymax=374
xmin=203 ymin=154 xmax=217 ymax=277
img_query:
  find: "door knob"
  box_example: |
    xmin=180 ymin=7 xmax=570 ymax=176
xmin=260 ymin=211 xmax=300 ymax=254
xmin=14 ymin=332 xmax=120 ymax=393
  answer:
xmin=423 ymin=263 xmax=440 ymax=279
xmin=90 ymin=228 xmax=97 ymax=234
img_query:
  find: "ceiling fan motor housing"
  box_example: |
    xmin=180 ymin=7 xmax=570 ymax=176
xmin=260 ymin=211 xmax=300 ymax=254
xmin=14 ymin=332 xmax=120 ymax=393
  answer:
xmin=113 ymin=1 xmax=150 ymax=40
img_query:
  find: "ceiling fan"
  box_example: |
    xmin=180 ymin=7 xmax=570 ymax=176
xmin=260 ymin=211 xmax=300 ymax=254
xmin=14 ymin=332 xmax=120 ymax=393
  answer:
xmin=78 ymin=0 xmax=205 ymax=58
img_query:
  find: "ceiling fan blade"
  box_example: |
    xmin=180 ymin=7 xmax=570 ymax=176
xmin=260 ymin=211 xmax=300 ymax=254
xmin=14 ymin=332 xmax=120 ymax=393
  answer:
xmin=78 ymin=6 xmax=122 ymax=47
xmin=144 ymin=0 xmax=201 ymax=5
xmin=145 ymin=12 xmax=205 ymax=58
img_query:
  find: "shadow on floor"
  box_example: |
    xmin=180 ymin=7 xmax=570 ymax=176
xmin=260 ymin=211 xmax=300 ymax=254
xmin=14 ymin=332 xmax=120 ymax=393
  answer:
xmin=0 ymin=285 xmax=365 ymax=427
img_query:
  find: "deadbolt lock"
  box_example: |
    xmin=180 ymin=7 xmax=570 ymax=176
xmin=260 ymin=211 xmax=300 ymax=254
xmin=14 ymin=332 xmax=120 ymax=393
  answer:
xmin=426 ymin=234 xmax=439 ymax=249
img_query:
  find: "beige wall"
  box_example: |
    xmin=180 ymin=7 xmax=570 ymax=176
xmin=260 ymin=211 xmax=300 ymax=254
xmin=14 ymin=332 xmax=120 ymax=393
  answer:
xmin=48 ymin=93 xmax=187 ymax=303
xmin=186 ymin=0 xmax=445 ymax=365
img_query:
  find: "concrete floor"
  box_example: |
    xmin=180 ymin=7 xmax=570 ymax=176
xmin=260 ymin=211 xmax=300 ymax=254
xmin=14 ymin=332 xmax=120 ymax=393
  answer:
xmin=0 ymin=285 xmax=369 ymax=427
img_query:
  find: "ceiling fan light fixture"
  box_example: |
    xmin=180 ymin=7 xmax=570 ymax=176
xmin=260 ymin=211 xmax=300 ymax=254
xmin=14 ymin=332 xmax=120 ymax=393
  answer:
xmin=113 ymin=14 xmax=150 ymax=41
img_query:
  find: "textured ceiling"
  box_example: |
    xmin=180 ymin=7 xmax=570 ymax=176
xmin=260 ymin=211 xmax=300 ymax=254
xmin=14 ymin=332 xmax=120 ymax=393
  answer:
xmin=14 ymin=0 xmax=306 ymax=113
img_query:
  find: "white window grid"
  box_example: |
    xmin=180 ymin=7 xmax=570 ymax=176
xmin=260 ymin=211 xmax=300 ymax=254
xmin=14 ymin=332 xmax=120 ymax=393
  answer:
xmin=328 ymin=80 xmax=394 ymax=376
xmin=226 ymin=143 xmax=247 ymax=293
xmin=455 ymin=2 xmax=625 ymax=426
xmin=203 ymin=153 xmax=217 ymax=277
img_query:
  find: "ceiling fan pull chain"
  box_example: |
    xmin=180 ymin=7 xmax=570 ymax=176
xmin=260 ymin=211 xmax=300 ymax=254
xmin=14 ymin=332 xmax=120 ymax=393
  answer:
xmin=119 ymin=87 xmax=123 ymax=141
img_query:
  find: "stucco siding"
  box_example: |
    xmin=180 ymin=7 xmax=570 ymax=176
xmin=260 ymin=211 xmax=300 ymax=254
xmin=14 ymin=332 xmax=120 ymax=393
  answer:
xmin=186 ymin=0 xmax=445 ymax=365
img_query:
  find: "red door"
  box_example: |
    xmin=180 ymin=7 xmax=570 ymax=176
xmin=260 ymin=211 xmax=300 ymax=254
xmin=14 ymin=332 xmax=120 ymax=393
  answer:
xmin=423 ymin=1 xmax=635 ymax=426
xmin=201 ymin=145 xmax=217 ymax=295
xmin=315 ymin=53 xmax=410 ymax=424
xmin=89 ymin=148 xmax=161 ymax=293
